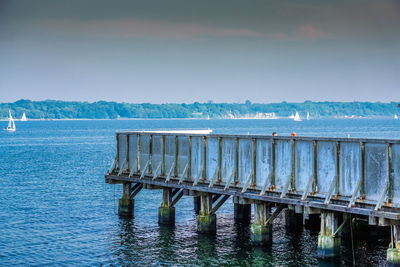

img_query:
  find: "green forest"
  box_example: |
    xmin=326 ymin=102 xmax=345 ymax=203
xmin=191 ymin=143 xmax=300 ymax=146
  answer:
xmin=1 ymin=99 xmax=399 ymax=119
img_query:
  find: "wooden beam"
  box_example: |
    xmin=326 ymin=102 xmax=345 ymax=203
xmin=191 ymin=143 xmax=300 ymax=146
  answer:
xmin=265 ymin=204 xmax=286 ymax=225
xmin=210 ymin=195 xmax=230 ymax=214
xmin=130 ymin=184 xmax=143 ymax=199
xmin=170 ymin=190 xmax=184 ymax=207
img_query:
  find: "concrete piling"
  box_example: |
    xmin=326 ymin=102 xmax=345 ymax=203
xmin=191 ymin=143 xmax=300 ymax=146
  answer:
xmin=317 ymin=211 xmax=340 ymax=258
xmin=197 ymin=194 xmax=216 ymax=234
xmin=158 ymin=188 xmax=176 ymax=225
xmin=118 ymin=182 xmax=134 ymax=217
xmin=387 ymin=225 xmax=400 ymax=267
xmin=251 ymin=202 xmax=272 ymax=245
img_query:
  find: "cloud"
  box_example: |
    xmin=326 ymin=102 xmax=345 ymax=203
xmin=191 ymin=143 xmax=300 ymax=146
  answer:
xmin=298 ymin=24 xmax=332 ymax=40
xmin=29 ymin=18 xmax=338 ymax=42
xmin=35 ymin=18 xmax=266 ymax=40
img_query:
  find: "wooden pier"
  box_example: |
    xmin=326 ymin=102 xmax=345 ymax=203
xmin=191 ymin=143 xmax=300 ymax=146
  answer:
xmin=105 ymin=130 xmax=400 ymax=265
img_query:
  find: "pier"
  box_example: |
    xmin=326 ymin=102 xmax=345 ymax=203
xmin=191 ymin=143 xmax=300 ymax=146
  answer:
xmin=105 ymin=131 xmax=400 ymax=265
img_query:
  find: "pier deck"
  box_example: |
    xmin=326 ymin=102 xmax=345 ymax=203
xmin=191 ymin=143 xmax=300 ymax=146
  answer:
xmin=105 ymin=131 xmax=400 ymax=264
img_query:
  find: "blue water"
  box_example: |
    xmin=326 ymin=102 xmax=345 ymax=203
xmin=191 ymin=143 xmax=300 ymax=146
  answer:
xmin=1 ymin=118 xmax=399 ymax=266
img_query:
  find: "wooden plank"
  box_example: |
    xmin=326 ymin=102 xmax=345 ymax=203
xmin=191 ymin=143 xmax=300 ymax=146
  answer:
xmin=348 ymin=177 xmax=362 ymax=207
xmin=208 ymin=166 xmax=220 ymax=188
xmin=116 ymin=133 xmax=120 ymax=169
xmin=149 ymin=135 xmax=153 ymax=174
xmin=241 ymin=169 xmax=254 ymax=193
xmin=137 ymin=134 xmax=141 ymax=172
xmin=280 ymin=174 xmax=292 ymax=198
xmin=224 ymin=169 xmax=235 ymax=190
xmin=178 ymin=163 xmax=189 ymax=184
xmin=192 ymin=164 xmax=204 ymax=187
xmin=218 ymin=137 xmax=222 ymax=182
xmin=324 ymin=176 xmax=338 ymax=205
xmin=126 ymin=134 xmax=130 ymax=174
xmin=360 ymin=142 xmax=365 ymax=196
xmin=139 ymin=160 xmax=150 ymax=179
xmin=388 ymin=143 xmax=393 ymax=202
xmin=174 ymin=135 xmax=178 ymax=177
xmin=271 ymin=139 xmax=276 ymax=186
xmin=252 ymin=138 xmax=257 ymax=186
xmin=165 ymin=161 xmax=176 ymax=183
xmin=118 ymin=159 xmax=128 ymax=176
xmin=188 ymin=136 xmax=192 ymax=180
xmin=375 ymin=181 xmax=389 ymax=211
xmin=152 ymin=162 xmax=162 ymax=180
xmin=291 ymin=139 xmax=295 ymax=192
xmin=161 ymin=135 xmax=165 ymax=176
xmin=235 ymin=137 xmax=239 ymax=185
xmin=129 ymin=160 xmax=138 ymax=177
xmin=313 ymin=141 xmax=317 ymax=193
xmin=203 ymin=136 xmax=207 ymax=180
xmin=260 ymin=172 xmax=273 ymax=196
xmin=336 ymin=141 xmax=340 ymax=196
xmin=302 ymin=175 xmax=314 ymax=201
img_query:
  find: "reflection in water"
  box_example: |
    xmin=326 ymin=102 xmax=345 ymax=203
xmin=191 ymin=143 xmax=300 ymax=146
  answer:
xmin=108 ymin=210 xmax=390 ymax=266
xmin=157 ymin=225 xmax=177 ymax=265
xmin=114 ymin=218 xmax=139 ymax=265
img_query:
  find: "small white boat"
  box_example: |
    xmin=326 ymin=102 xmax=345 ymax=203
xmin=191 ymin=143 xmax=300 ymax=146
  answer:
xmin=4 ymin=109 xmax=16 ymax=132
xmin=395 ymin=114 xmax=398 ymax=120
xmin=307 ymin=112 xmax=310 ymax=120
xmin=294 ymin=111 xmax=302 ymax=121
xmin=21 ymin=112 xmax=27 ymax=121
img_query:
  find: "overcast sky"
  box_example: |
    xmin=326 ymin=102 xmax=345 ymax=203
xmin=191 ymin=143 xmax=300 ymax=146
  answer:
xmin=1 ymin=0 xmax=399 ymax=103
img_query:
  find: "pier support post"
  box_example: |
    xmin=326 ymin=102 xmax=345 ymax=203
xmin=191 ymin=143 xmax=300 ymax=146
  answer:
xmin=197 ymin=194 xmax=216 ymax=234
xmin=387 ymin=225 xmax=400 ymax=267
xmin=194 ymin=196 xmax=201 ymax=214
xmin=234 ymin=203 xmax=251 ymax=224
xmin=251 ymin=202 xmax=273 ymax=245
xmin=118 ymin=182 xmax=134 ymax=218
xmin=317 ymin=211 xmax=340 ymax=258
xmin=158 ymin=188 xmax=176 ymax=225
xmin=285 ymin=205 xmax=303 ymax=230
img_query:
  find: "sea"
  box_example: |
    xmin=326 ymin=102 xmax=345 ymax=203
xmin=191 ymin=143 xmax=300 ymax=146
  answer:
xmin=1 ymin=118 xmax=399 ymax=266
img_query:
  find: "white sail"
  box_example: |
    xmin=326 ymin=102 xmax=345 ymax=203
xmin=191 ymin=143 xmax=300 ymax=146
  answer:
xmin=294 ymin=111 xmax=302 ymax=121
xmin=307 ymin=112 xmax=310 ymax=120
xmin=5 ymin=109 xmax=16 ymax=132
xmin=21 ymin=112 xmax=27 ymax=121
xmin=395 ymin=114 xmax=398 ymax=119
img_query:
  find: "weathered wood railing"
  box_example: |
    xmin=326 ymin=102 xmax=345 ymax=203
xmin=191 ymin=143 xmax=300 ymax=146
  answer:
xmin=107 ymin=131 xmax=400 ymax=221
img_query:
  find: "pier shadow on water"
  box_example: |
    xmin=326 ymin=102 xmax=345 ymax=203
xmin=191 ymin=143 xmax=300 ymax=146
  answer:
xmin=109 ymin=212 xmax=390 ymax=266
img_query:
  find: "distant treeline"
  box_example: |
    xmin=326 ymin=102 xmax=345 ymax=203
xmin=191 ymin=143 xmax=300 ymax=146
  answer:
xmin=1 ymin=99 xmax=399 ymax=119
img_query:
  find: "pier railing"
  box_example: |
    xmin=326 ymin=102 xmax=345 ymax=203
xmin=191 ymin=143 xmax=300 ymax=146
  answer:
xmin=108 ymin=131 xmax=400 ymax=220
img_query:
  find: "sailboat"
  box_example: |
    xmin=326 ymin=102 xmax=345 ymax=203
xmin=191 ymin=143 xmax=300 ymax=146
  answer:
xmin=21 ymin=112 xmax=27 ymax=121
xmin=293 ymin=111 xmax=302 ymax=121
xmin=4 ymin=109 xmax=16 ymax=132
xmin=395 ymin=114 xmax=398 ymax=120
xmin=307 ymin=112 xmax=310 ymax=120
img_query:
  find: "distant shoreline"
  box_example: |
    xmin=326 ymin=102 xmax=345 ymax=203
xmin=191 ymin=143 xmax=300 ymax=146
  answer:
xmin=0 ymin=116 xmax=398 ymax=122
xmin=1 ymin=99 xmax=400 ymax=120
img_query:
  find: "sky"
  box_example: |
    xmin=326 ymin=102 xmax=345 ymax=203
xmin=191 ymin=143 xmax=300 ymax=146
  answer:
xmin=0 ymin=0 xmax=399 ymax=104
